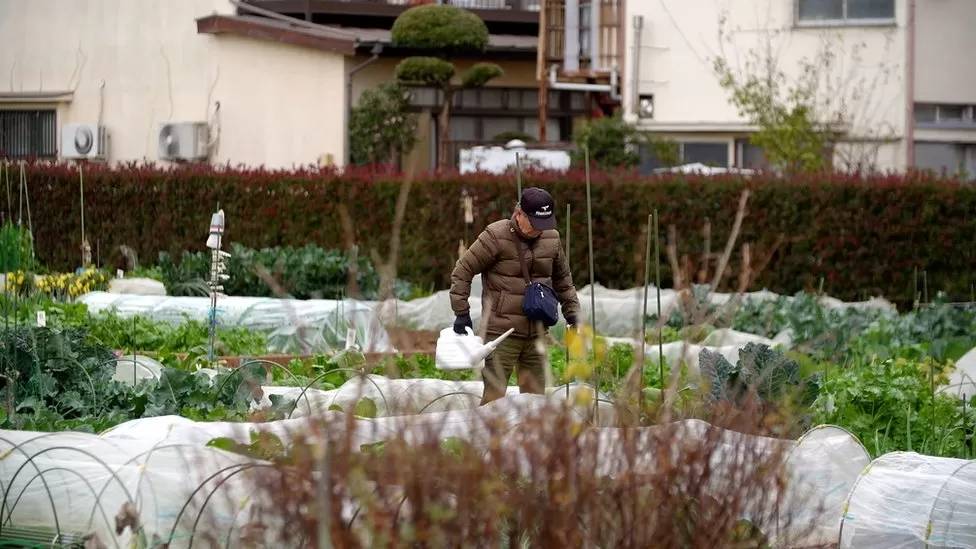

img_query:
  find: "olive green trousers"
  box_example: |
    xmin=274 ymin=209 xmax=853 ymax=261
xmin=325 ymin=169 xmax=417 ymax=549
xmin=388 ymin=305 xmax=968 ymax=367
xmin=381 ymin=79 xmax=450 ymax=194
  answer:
xmin=480 ymin=335 xmax=547 ymax=405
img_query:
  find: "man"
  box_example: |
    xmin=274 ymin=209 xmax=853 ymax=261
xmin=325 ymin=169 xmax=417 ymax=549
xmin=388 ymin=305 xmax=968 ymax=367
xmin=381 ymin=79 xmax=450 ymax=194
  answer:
xmin=450 ymin=187 xmax=580 ymax=404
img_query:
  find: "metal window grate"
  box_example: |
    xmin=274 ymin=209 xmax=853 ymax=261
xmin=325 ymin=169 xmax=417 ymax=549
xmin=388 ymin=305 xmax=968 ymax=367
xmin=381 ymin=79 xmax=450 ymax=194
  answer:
xmin=0 ymin=109 xmax=57 ymax=158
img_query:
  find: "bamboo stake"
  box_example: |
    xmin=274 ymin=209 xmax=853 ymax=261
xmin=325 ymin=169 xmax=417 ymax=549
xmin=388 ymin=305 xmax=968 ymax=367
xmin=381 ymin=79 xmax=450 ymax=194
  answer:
xmin=565 ymin=203 xmax=571 ymax=400
xmin=585 ymin=147 xmax=597 ymax=417
xmin=80 ymin=164 xmax=87 ymax=267
xmin=639 ymin=213 xmax=652 ymax=410
xmin=654 ymin=210 xmax=663 ymax=389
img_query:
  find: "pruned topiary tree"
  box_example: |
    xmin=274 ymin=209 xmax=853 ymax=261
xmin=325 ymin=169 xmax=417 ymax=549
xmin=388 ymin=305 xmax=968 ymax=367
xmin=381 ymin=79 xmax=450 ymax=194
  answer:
xmin=392 ymin=4 xmax=503 ymax=169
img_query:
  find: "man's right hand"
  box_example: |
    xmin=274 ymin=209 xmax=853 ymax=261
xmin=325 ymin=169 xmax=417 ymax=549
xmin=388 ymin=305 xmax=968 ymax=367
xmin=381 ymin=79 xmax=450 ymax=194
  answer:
xmin=453 ymin=313 xmax=473 ymax=335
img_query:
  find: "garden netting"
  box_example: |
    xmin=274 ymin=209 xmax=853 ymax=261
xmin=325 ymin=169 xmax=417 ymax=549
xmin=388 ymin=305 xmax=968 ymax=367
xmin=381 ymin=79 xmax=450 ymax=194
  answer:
xmin=840 ymin=451 xmax=976 ymax=548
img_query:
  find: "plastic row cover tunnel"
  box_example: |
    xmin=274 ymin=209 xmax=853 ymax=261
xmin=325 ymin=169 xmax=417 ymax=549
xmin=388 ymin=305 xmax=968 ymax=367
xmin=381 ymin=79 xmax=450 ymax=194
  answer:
xmin=79 ymin=292 xmax=393 ymax=353
xmin=0 ymin=430 xmax=272 ymax=548
xmin=840 ymin=452 xmax=976 ymax=548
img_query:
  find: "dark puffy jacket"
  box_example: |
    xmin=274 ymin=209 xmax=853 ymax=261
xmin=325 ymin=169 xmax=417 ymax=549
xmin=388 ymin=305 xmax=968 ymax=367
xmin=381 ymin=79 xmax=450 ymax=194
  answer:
xmin=450 ymin=218 xmax=580 ymax=337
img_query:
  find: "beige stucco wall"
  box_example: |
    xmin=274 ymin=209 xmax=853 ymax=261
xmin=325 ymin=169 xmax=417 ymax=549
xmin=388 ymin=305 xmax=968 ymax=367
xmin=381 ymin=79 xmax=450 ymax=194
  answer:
xmin=623 ymin=0 xmax=908 ymax=171
xmin=0 ymin=0 xmax=347 ymax=168
xmin=914 ymin=0 xmax=976 ymax=105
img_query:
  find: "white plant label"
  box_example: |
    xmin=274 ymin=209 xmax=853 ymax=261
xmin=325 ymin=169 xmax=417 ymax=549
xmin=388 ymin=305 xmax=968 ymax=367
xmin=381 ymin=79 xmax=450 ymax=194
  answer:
xmin=117 ymin=269 xmax=124 ymax=279
xmin=345 ymin=327 xmax=356 ymax=350
xmin=36 ymin=311 xmax=46 ymax=327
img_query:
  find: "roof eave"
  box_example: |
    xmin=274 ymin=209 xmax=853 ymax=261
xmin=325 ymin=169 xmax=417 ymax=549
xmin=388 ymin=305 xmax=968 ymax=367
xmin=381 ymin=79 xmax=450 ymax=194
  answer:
xmin=196 ymin=15 xmax=356 ymax=56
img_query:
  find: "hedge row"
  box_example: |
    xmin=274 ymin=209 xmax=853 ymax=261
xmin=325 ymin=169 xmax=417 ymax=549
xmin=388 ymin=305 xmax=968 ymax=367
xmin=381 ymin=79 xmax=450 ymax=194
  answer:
xmin=6 ymin=163 xmax=975 ymax=305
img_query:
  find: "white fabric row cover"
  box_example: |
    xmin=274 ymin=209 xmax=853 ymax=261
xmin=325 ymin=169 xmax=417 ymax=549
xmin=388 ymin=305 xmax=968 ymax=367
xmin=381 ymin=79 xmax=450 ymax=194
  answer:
xmin=779 ymin=425 xmax=872 ymax=548
xmin=0 ymin=429 xmax=263 ymax=548
xmin=260 ymin=374 xmax=612 ymax=420
xmin=389 ymin=276 xmax=895 ymax=337
xmin=78 ymin=292 xmax=394 ymax=353
xmin=602 ymin=328 xmax=792 ymax=375
xmin=0 ymin=394 xmax=873 ymax=549
xmin=941 ymin=345 xmax=976 ymax=400
xmin=840 ymin=451 xmax=976 ymax=548
xmin=79 ymin=280 xmax=895 ymax=347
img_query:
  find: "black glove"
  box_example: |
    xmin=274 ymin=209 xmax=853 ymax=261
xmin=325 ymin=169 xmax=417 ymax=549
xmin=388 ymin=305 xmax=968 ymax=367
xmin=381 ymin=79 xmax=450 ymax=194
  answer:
xmin=454 ymin=313 xmax=473 ymax=335
xmin=565 ymin=314 xmax=578 ymax=328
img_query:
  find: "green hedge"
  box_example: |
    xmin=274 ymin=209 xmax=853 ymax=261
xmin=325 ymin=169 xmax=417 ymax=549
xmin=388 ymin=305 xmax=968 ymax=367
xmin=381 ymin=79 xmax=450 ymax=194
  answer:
xmin=11 ymin=164 xmax=976 ymax=305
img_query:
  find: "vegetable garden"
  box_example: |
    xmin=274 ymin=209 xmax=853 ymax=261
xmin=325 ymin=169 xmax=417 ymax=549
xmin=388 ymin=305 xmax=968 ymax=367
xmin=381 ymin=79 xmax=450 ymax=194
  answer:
xmin=1 ymin=162 xmax=975 ymax=547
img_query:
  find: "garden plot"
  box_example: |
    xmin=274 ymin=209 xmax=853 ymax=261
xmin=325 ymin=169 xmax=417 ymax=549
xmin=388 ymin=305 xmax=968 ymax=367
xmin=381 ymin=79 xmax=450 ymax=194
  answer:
xmin=0 ymin=400 xmax=884 ymax=548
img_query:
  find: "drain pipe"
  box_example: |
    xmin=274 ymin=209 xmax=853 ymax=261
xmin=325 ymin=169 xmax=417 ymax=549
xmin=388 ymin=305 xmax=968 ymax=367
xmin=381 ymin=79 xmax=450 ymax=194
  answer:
xmin=905 ymin=0 xmax=916 ymax=170
xmin=630 ymin=15 xmax=643 ymax=119
xmin=548 ymin=64 xmax=620 ymax=101
xmin=345 ymin=44 xmax=383 ymax=166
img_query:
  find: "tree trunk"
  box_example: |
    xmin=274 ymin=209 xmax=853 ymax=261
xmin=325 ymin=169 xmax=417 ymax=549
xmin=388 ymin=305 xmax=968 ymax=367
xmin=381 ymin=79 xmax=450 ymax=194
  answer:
xmin=437 ymin=88 xmax=454 ymax=170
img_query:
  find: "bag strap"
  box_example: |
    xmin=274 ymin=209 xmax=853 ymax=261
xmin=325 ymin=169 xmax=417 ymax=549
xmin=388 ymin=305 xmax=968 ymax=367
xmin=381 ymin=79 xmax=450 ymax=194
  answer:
xmin=516 ymin=241 xmax=532 ymax=286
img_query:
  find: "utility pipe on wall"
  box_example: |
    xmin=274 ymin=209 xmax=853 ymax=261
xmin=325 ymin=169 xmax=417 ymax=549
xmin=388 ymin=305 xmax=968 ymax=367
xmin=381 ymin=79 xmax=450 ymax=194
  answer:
xmin=564 ymin=0 xmax=580 ymax=72
xmin=630 ymin=15 xmax=643 ymax=119
xmin=905 ymin=0 xmax=916 ymax=169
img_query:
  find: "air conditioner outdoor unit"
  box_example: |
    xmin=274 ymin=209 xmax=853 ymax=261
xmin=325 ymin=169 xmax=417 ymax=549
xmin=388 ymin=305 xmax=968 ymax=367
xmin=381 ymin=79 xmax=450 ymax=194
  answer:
xmin=158 ymin=122 xmax=209 ymax=161
xmin=62 ymin=123 xmax=109 ymax=160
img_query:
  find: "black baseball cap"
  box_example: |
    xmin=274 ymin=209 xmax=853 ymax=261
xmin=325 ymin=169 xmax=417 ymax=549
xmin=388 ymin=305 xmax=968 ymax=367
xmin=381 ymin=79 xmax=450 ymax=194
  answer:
xmin=519 ymin=187 xmax=557 ymax=230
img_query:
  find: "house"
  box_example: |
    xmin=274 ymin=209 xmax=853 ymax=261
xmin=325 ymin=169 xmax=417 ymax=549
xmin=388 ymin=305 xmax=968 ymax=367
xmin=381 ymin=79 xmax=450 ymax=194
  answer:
xmin=253 ymin=0 xmax=590 ymax=170
xmin=613 ymin=0 xmax=976 ymax=176
xmin=0 ymin=0 xmax=592 ymax=170
xmin=0 ymin=0 xmax=361 ymax=168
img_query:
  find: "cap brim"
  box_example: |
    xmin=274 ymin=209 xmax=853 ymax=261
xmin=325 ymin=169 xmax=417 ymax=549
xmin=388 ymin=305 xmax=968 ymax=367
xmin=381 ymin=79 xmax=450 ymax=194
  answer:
xmin=528 ymin=214 xmax=557 ymax=231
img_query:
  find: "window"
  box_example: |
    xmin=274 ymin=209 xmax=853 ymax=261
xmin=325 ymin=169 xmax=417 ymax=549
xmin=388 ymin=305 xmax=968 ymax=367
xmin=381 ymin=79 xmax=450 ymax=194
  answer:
xmin=915 ymin=142 xmax=976 ymax=181
xmin=683 ymin=142 xmax=729 ymax=167
xmin=915 ymin=103 xmax=976 ymax=127
xmin=797 ymin=0 xmax=894 ymax=24
xmin=0 ymin=110 xmax=57 ymax=158
xmin=523 ymin=119 xmax=561 ymax=143
xmin=735 ymin=139 xmax=769 ymax=170
xmin=450 ymin=116 xmax=478 ymax=141
xmin=638 ymin=140 xmax=730 ymax=174
xmin=482 ymin=118 xmax=521 ymax=140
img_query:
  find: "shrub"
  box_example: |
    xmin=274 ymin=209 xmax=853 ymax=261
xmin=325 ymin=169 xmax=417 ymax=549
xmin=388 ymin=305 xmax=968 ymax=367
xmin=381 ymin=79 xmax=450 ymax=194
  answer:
xmin=350 ymin=83 xmax=419 ymax=166
xmin=394 ymin=57 xmax=455 ymax=87
xmin=0 ymin=222 xmax=34 ymax=272
xmin=572 ymin=115 xmax=641 ymax=169
xmin=459 ymin=62 xmax=504 ymax=88
xmin=391 ymin=4 xmax=489 ymax=52
xmin=157 ymin=243 xmax=387 ymax=300
xmin=18 ymin=163 xmax=976 ymax=305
